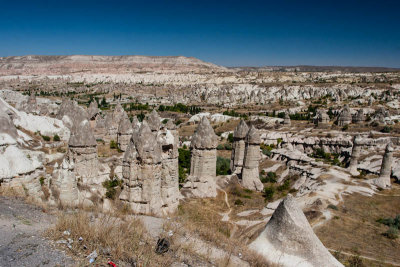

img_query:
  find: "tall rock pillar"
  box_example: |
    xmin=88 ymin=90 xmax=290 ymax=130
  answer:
xmin=241 ymin=126 xmax=264 ymax=191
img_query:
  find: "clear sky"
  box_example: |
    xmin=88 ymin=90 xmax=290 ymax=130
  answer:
xmin=1 ymin=0 xmax=399 ymax=67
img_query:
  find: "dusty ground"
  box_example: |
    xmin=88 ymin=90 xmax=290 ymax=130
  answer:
xmin=316 ymin=184 xmax=400 ymax=267
xmin=0 ymin=196 xmax=75 ymax=267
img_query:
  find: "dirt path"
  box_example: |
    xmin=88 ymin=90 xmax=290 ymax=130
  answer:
xmin=0 ymin=196 xmax=75 ymax=267
xmin=219 ymin=189 xmax=232 ymax=222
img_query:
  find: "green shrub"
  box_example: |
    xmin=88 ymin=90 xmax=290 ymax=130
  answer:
xmin=216 ymin=156 xmax=231 ymax=176
xmin=178 ymin=148 xmax=191 ymax=184
xmin=243 ymin=188 xmax=253 ymax=194
xmin=384 ymin=227 xmax=399 ymax=239
xmin=348 ymin=255 xmax=364 ymax=267
xmin=381 ymin=126 xmax=392 ymax=133
xmin=110 ymin=140 xmax=118 ymax=149
xmin=234 ymin=199 xmax=244 ymax=206
xmin=41 ymin=135 xmax=51 ymax=141
xmin=342 ymin=124 xmax=349 ymax=131
xmin=277 ymin=180 xmax=290 ymax=192
xmin=371 ymin=121 xmax=379 ymax=127
xmin=39 ymin=177 xmax=45 ymax=186
xmin=102 ymin=179 xmax=122 ymax=199
xmin=227 ymin=133 xmax=234 ymax=143
xmin=217 ymin=144 xmax=225 ymax=150
xmin=53 ymin=134 xmax=60 ymax=142
xmin=267 ymin=172 xmax=277 ymax=183
xmin=328 ymin=204 xmax=338 ymax=210
xmin=264 ymin=186 xmax=275 ymax=201
xmin=224 ymin=143 xmax=232 ymax=150
xmin=175 ymin=119 xmax=183 ymax=125
xmin=162 ymin=119 xmax=169 ymax=124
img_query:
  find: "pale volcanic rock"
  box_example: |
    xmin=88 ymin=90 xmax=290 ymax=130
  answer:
xmin=352 ymin=109 xmax=365 ymax=124
xmin=67 ymin=120 xmax=100 ymax=184
xmin=120 ymin=121 xmax=165 ymax=216
xmin=19 ymin=91 xmax=40 ymax=115
xmin=57 ymin=98 xmax=88 ymax=128
xmin=0 ymin=108 xmax=18 ymax=143
xmin=314 ymin=109 xmax=330 ymax=126
xmin=117 ymin=112 xmax=133 ymax=152
xmin=147 ymin=109 xmax=162 ymax=132
xmin=374 ymin=142 xmax=394 ymax=189
xmin=337 ymin=105 xmax=352 ymax=126
xmin=241 ymin=126 xmax=264 ymax=192
xmin=158 ymin=122 xmax=181 ymax=213
xmin=182 ymin=117 xmax=218 ymax=198
xmin=190 ymin=116 xmax=218 ymax=149
xmin=250 ymin=195 xmax=343 ymax=267
xmin=87 ymin=100 xmax=100 ymax=120
xmin=348 ymin=135 xmax=362 ymax=176
xmin=106 ymin=102 xmax=125 ymax=140
xmin=51 ymin=158 xmax=79 ymax=206
xmin=283 ymin=111 xmax=291 ymax=126
xmin=230 ymin=120 xmax=249 ymax=173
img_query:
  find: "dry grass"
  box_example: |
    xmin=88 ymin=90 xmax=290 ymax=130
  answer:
xmin=173 ymin=192 xmax=272 ymax=267
xmin=47 ymin=211 xmax=175 ymax=266
xmin=316 ymin=185 xmax=400 ymax=266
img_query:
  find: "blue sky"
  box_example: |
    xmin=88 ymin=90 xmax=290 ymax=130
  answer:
xmin=1 ymin=0 xmax=399 ymax=67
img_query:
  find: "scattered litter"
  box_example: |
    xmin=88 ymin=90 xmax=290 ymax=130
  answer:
xmin=87 ymin=250 xmax=98 ymax=263
xmin=67 ymin=238 xmax=73 ymax=244
xmin=107 ymin=260 xmax=117 ymax=267
xmin=67 ymin=244 xmax=72 ymax=249
xmin=238 ymin=252 xmax=242 ymax=258
xmin=83 ymin=245 xmax=87 ymax=250
xmin=63 ymin=230 xmax=71 ymax=236
xmin=56 ymin=239 xmax=68 ymax=244
xmin=155 ymin=238 xmax=170 ymax=254
xmin=78 ymin=236 xmax=83 ymax=242
xmin=168 ymin=230 xmax=173 ymax=236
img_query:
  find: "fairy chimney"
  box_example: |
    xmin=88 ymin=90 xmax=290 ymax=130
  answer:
xmin=230 ymin=120 xmax=249 ymax=174
xmin=119 ymin=121 xmax=165 ymax=215
xmin=374 ymin=142 xmax=393 ymax=189
xmin=241 ymin=126 xmax=264 ymax=191
xmin=117 ymin=112 xmax=133 ymax=152
xmin=348 ymin=135 xmax=362 ymax=176
xmin=182 ymin=117 xmax=218 ymax=198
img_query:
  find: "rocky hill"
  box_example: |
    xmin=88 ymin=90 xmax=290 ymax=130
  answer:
xmin=0 ymin=55 xmax=227 ymax=75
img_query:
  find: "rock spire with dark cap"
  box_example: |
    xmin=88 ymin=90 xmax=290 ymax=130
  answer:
xmin=231 ymin=120 xmax=249 ymax=173
xmin=250 ymin=195 xmax=343 ymax=267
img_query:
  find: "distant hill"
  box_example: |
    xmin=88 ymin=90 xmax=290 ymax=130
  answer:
xmin=229 ymin=65 xmax=400 ymax=73
xmin=0 ymin=55 xmax=228 ymax=75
